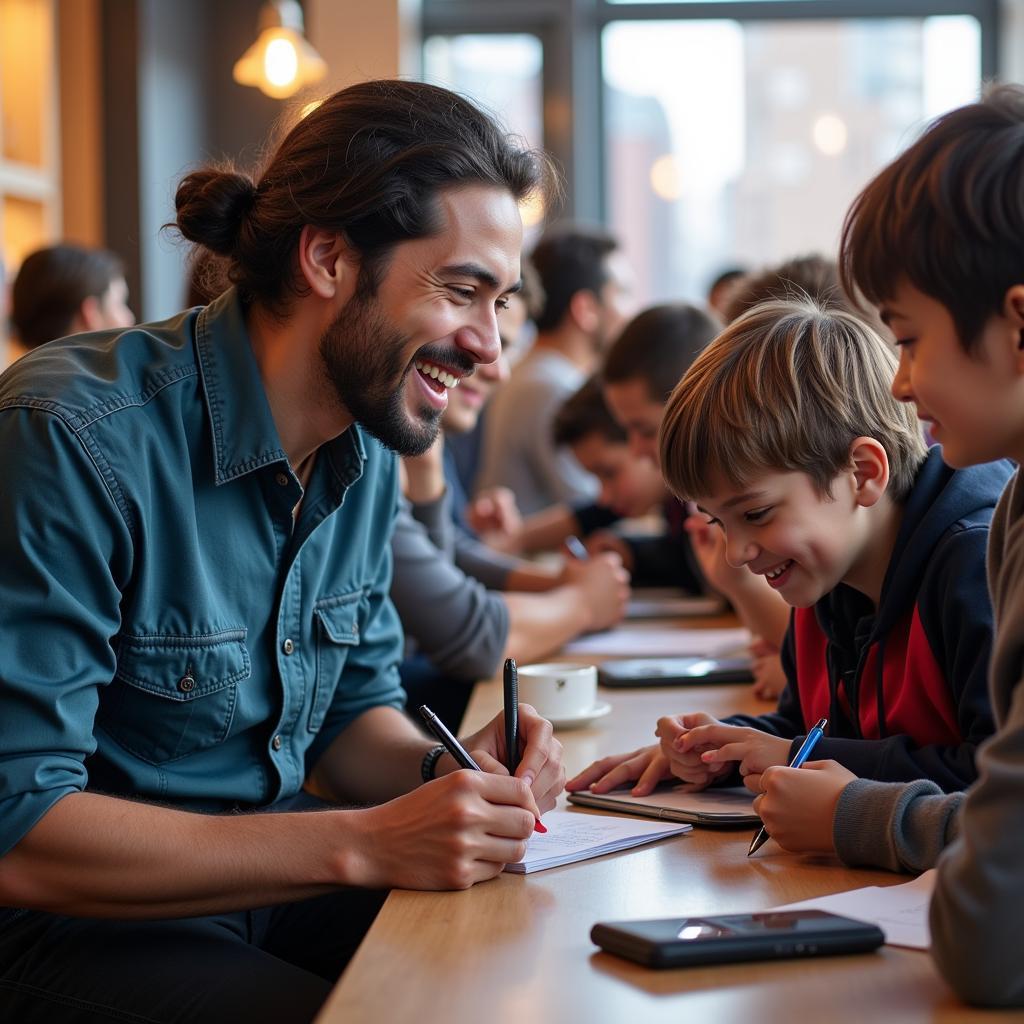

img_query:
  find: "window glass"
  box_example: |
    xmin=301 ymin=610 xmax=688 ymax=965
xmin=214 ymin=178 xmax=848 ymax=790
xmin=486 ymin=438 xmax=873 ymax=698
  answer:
xmin=603 ymin=16 xmax=981 ymax=307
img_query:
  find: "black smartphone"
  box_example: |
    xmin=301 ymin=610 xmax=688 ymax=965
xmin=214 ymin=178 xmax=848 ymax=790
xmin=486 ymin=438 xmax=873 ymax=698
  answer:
xmin=591 ymin=910 xmax=884 ymax=968
xmin=597 ymin=655 xmax=754 ymax=688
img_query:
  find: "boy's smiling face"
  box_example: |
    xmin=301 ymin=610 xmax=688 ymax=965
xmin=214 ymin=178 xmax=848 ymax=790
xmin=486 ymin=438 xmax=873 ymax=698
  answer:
xmin=885 ymin=281 xmax=1024 ymax=468
xmin=696 ymin=458 xmax=887 ymax=608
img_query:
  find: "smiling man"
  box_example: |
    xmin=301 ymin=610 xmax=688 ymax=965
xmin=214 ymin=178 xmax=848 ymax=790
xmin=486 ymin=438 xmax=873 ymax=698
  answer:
xmin=0 ymin=81 xmax=563 ymax=1023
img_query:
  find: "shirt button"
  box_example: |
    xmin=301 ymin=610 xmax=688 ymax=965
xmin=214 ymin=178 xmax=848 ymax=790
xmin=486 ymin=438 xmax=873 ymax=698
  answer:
xmin=282 ymin=638 xmax=295 ymax=655
xmin=178 ymin=673 xmax=196 ymax=693
xmin=275 ymin=472 xmax=289 ymax=487
xmin=272 ymin=735 xmax=282 ymax=751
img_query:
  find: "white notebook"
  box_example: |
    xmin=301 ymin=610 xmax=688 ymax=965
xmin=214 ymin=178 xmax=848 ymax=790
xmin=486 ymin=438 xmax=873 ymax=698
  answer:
xmin=562 ymin=625 xmax=750 ymax=658
xmin=567 ymin=784 xmax=759 ymax=825
xmin=503 ymin=808 xmax=691 ymax=874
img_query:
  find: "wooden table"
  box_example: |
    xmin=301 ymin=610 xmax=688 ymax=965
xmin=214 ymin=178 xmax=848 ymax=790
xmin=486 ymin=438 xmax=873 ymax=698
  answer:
xmin=318 ymin=621 xmax=1024 ymax=1023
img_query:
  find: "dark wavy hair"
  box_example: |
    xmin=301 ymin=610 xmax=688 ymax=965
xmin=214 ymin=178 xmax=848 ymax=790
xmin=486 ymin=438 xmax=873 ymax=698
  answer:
xmin=840 ymin=83 xmax=1024 ymax=352
xmin=172 ymin=80 xmax=554 ymax=316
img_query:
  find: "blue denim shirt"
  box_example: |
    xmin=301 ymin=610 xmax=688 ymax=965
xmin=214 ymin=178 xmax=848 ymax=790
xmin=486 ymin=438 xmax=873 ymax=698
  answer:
xmin=0 ymin=290 xmax=405 ymax=857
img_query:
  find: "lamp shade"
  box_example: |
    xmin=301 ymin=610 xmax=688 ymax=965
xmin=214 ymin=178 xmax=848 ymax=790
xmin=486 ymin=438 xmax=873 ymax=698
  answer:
xmin=233 ymin=1 xmax=327 ymax=100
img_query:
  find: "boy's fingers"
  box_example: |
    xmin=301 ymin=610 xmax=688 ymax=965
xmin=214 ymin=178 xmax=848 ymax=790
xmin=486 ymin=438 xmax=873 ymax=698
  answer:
xmin=701 ymin=741 xmax=748 ymax=764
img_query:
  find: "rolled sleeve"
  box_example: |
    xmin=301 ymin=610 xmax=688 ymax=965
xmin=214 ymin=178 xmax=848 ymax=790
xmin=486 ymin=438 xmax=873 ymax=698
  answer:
xmin=0 ymin=407 xmax=131 ymax=856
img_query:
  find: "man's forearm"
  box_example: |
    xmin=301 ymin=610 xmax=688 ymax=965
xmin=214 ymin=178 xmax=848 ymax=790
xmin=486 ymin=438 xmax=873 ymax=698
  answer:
xmin=0 ymin=790 xmax=366 ymax=919
xmin=308 ymin=705 xmax=437 ymax=805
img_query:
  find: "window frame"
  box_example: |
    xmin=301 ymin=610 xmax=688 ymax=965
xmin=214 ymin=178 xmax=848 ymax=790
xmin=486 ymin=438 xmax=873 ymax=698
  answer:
xmin=422 ymin=0 xmax=999 ymax=221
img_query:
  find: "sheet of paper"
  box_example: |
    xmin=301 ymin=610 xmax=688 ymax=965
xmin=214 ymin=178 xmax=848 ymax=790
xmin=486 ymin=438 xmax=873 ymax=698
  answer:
xmin=503 ymin=808 xmax=691 ymax=874
xmin=769 ymin=870 xmax=935 ymax=949
xmin=563 ymin=625 xmax=750 ymax=658
xmin=626 ymin=592 xmax=725 ymax=620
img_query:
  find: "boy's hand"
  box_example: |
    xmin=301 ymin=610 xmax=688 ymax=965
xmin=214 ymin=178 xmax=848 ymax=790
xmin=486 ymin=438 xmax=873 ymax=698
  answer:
xmin=584 ymin=531 xmax=635 ymax=573
xmin=457 ymin=704 xmax=564 ymax=814
xmin=564 ymin=744 xmax=672 ymax=796
xmin=669 ymin=719 xmax=791 ymax=783
xmin=655 ymin=712 xmax=733 ymax=789
xmin=750 ymin=760 xmax=856 ymax=854
xmin=750 ymin=638 xmax=787 ymax=701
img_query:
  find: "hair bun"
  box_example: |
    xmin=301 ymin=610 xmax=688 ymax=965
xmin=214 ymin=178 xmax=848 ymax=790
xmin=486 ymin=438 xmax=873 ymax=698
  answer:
xmin=174 ymin=168 xmax=257 ymax=256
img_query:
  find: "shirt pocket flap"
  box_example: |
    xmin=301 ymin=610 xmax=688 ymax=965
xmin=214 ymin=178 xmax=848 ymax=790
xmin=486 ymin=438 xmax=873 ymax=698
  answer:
xmin=115 ymin=629 xmax=250 ymax=700
xmin=314 ymin=595 xmax=362 ymax=646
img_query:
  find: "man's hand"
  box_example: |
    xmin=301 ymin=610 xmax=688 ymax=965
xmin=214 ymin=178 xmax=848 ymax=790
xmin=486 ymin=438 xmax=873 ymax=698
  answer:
xmin=562 ymin=552 xmax=631 ymax=632
xmin=401 ymin=434 xmax=446 ymax=504
xmin=467 ymin=487 xmax=523 ymax=550
xmin=347 ymin=771 xmax=537 ymax=890
xmin=749 ymin=760 xmax=856 ymax=854
xmin=564 ymin=744 xmax=672 ymax=796
xmin=456 ymin=703 xmax=565 ymax=813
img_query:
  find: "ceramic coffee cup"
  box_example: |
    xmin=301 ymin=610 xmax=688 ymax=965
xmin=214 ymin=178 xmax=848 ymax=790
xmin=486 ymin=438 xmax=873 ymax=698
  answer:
xmin=516 ymin=663 xmax=598 ymax=720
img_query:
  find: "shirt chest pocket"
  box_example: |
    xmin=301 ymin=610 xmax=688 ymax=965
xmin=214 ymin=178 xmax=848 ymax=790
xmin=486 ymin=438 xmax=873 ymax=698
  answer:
xmin=309 ymin=592 xmax=362 ymax=733
xmin=101 ymin=629 xmax=250 ymax=764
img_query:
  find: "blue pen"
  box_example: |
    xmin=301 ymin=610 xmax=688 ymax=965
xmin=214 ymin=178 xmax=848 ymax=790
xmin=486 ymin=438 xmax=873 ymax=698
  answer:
xmin=747 ymin=717 xmax=827 ymax=857
xmin=564 ymin=534 xmax=589 ymax=561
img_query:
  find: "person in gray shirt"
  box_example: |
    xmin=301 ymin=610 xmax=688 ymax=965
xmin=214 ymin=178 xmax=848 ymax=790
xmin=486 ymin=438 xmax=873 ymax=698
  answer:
xmin=391 ymin=291 xmax=630 ymax=702
xmin=476 ymin=227 xmax=634 ymax=515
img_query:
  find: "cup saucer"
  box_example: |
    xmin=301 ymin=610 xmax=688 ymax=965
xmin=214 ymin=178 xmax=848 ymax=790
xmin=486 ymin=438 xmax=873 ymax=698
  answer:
xmin=547 ymin=701 xmax=612 ymax=730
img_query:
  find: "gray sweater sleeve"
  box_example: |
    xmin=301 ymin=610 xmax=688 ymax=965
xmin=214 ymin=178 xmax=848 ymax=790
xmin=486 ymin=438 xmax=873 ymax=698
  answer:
xmin=928 ymin=682 xmax=1024 ymax=1007
xmin=390 ymin=496 xmax=509 ymax=681
xmin=453 ymin=530 xmax=516 ymax=591
xmin=832 ymin=778 xmax=962 ymax=874
xmin=925 ymin=470 xmax=1024 ymax=1008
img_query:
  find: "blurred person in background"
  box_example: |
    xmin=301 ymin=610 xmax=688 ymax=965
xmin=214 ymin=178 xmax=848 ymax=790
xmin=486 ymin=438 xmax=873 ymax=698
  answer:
xmin=7 ymin=243 xmax=134 ymax=366
xmin=477 ymin=226 xmax=634 ymax=514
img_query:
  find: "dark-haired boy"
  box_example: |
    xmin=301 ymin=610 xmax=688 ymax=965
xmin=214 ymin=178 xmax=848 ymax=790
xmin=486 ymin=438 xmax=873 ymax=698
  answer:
xmin=750 ymin=85 xmax=1024 ymax=1008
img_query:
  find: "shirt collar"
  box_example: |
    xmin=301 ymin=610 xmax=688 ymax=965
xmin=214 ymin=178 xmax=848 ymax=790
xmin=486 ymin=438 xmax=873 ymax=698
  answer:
xmin=195 ymin=288 xmax=288 ymax=484
xmin=195 ymin=288 xmax=368 ymax=487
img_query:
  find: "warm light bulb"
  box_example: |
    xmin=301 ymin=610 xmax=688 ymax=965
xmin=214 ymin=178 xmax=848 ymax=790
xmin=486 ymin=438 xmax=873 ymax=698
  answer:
xmin=812 ymin=114 xmax=848 ymax=156
xmin=650 ymin=154 xmax=683 ymax=201
xmin=264 ymin=36 xmax=298 ymax=89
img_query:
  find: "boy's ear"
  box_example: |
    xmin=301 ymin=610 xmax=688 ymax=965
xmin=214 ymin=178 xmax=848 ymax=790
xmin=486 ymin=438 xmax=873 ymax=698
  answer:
xmin=1002 ymin=285 xmax=1024 ymax=355
xmin=296 ymin=226 xmax=358 ymax=301
xmin=848 ymin=436 xmax=890 ymax=509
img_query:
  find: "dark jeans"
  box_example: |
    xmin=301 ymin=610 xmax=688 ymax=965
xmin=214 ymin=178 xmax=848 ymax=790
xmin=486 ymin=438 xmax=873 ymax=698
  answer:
xmin=0 ymin=887 xmax=386 ymax=1024
xmin=0 ymin=791 xmax=386 ymax=1023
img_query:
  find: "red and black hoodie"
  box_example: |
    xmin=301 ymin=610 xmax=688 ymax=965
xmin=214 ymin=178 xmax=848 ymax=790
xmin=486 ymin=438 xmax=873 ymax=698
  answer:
xmin=726 ymin=448 xmax=1012 ymax=792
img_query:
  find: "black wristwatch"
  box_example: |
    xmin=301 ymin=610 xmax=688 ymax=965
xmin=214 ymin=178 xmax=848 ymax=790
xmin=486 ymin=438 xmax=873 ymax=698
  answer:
xmin=420 ymin=743 xmax=447 ymax=783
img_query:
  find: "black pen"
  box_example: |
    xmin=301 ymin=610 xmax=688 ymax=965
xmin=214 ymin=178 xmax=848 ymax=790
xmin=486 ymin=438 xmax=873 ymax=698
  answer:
xmin=419 ymin=704 xmax=546 ymax=833
xmin=504 ymin=657 xmax=520 ymax=775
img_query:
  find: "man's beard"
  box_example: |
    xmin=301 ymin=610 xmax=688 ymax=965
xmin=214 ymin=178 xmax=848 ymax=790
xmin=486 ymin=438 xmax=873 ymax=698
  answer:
xmin=318 ymin=293 xmax=448 ymax=456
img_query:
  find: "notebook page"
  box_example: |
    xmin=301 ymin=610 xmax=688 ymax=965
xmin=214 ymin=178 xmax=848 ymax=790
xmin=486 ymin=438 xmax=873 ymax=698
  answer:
xmin=503 ymin=808 xmax=691 ymax=874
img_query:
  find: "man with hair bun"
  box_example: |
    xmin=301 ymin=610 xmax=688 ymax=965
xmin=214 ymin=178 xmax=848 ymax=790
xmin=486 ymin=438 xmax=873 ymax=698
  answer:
xmin=0 ymin=80 xmax=563 ymax=1022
